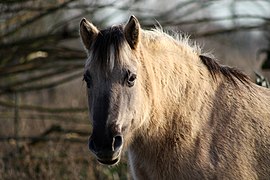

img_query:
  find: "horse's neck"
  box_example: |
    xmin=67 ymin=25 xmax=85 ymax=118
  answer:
xmin=139 ymin=38 xmax=216 ymax=134
xmin=131 ymin=43 xmax=222 ymax=177
xmin=134 ymin=39 xmax=218 ymax=155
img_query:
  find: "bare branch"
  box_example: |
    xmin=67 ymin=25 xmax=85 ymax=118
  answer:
xmin=0 ymin=71 xmax=83 ymax=95
xmin=194 ymin=23 xmax=268 ymax=38
xmin=0 ymin=100 xmax=87 ymax=113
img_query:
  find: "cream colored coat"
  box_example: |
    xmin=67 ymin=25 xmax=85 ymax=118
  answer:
xmin=80 ymin=16 xmax=270 ymax=180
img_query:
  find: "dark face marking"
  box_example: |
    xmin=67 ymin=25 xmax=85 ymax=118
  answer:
xmin=83 ymin=25 xmax=139 ymax=165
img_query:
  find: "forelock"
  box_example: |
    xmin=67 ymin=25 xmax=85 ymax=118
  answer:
xmin=86 ymin=25 xmax=127 ymax=75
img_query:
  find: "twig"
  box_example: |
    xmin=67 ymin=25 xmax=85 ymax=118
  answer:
xmin=0 ymin=100 xmax=87 ymax=113
xmin=0 ymin=136 xmax=86 ymax=143
xmin=194 ymin=23 xmax=268 ymax=38
xmin=0 ymin=66 xmax=81 ymax=94
xmin=11 ymin=71 xmax=82 ymax=93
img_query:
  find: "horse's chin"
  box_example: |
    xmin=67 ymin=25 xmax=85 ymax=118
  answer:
xmin=97 ymin=156 xmax=120 ymax=166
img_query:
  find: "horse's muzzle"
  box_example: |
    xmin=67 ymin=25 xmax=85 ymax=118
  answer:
xmin=88 ymin=135 xmax=123 ymax=165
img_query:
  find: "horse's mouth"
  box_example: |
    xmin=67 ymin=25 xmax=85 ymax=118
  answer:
xmin=97 ymin=157 xmax=120 ymax=165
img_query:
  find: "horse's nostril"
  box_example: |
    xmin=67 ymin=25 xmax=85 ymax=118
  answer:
xmin=113 ymin=135 xmax=123 ymax=151
xmin=89 ymin=135 xmax=123 ymax=154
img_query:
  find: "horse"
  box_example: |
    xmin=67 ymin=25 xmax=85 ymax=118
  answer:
xmin=79 ymin=15 xmax=270 ymax=179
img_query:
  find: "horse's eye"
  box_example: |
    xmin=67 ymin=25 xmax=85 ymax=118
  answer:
xmin=127 ymin=71 xmax=137 ymax=87
xmin=83 ymin=71 xmax=92 ymax=88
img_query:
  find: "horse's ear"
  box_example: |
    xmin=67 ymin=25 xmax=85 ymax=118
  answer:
xmin=124 ymin=15 xmax=141 ymax=49
xmin=79 ymin=18 xmax=99 ymax=50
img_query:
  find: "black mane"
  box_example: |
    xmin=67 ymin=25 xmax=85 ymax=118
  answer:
xmin=199 ymin=55 xmax=250 ymax=85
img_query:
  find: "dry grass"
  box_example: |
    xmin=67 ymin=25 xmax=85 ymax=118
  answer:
xmin=0 ymin=140 xmax=129 ymax=180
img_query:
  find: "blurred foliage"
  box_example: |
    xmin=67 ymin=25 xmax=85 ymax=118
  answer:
xmin=0 ymin=0 xmax=270 ymax=94
xmin=0 ymin=0 xmax=270 ymax=179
